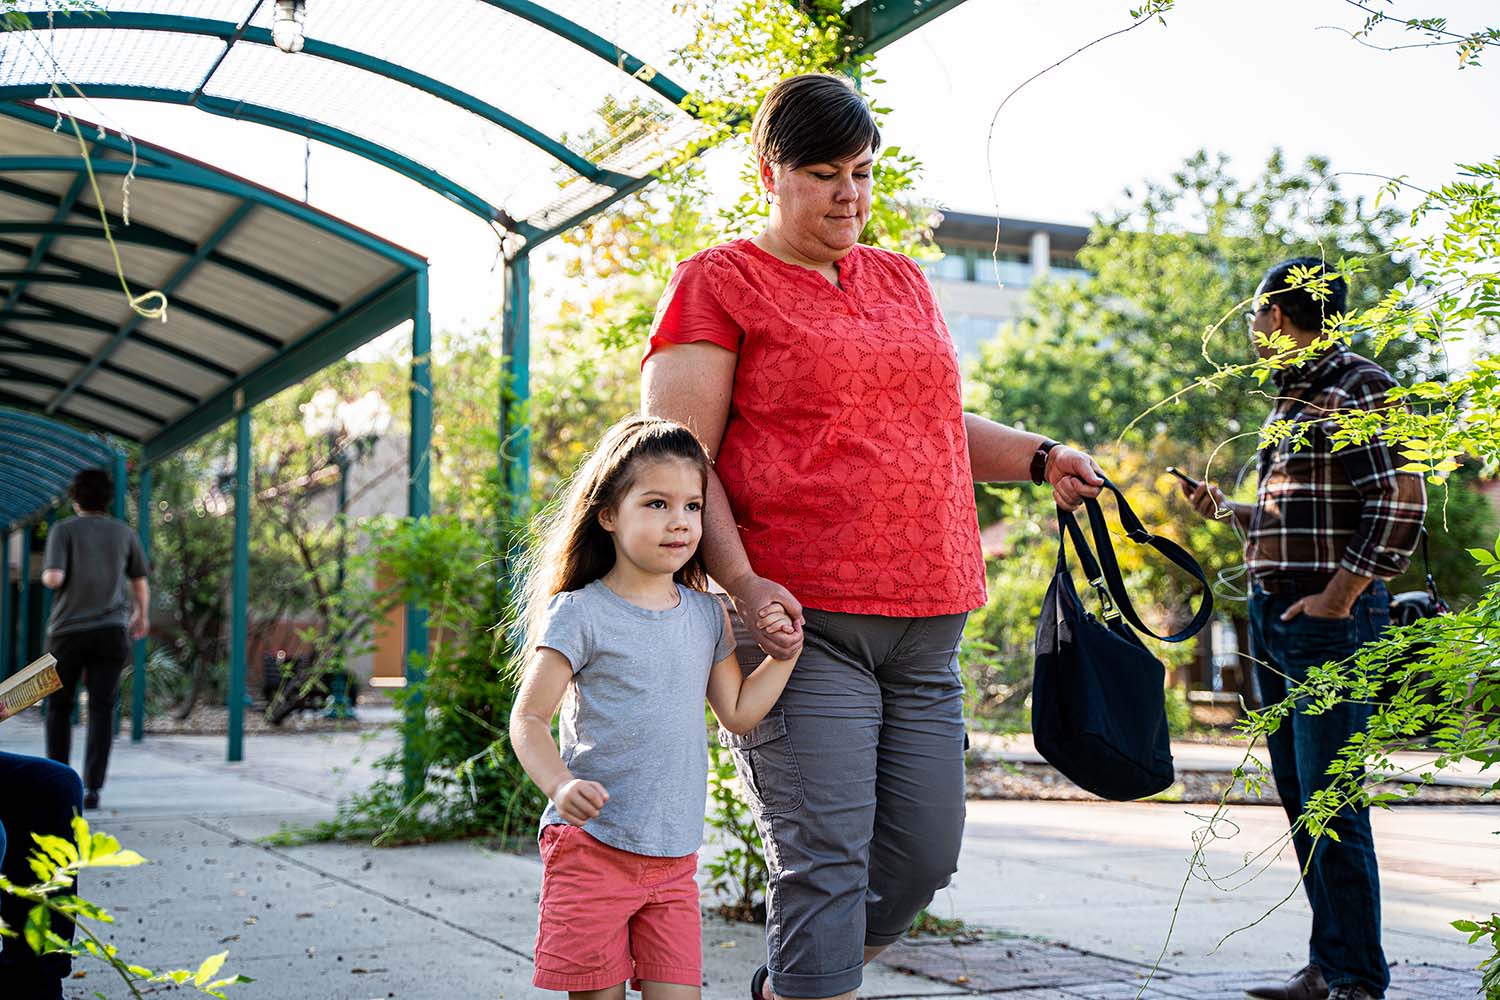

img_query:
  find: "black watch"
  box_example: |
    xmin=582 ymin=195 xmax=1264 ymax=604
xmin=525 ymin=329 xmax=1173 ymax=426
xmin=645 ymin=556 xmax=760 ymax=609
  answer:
xmin=1030 ymin=439 xmax=1062 ymax=486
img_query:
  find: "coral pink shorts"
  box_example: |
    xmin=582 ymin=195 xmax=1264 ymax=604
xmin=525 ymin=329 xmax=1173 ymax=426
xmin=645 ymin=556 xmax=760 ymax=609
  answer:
xmin=534 ymin=824 xmax=702 ymax=992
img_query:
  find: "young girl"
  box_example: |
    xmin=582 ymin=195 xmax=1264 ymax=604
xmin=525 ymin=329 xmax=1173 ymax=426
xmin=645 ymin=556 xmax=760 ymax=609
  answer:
xmin=510 ymin=415 xmax=801 ymax=1000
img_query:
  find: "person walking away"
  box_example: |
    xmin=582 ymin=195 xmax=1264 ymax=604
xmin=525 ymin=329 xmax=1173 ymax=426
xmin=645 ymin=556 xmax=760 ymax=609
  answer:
xmin=41 ymin=467 xmax=149 ymax=810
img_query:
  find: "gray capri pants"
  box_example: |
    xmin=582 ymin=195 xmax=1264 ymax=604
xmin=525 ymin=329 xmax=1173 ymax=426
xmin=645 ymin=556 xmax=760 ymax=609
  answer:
xmin=723 ymin=606 xmax=969 ymax=999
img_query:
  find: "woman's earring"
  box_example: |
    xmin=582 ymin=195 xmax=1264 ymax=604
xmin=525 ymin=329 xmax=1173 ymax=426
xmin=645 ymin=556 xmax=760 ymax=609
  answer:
xmin=764 ymin=190 xmax=774 ymax=206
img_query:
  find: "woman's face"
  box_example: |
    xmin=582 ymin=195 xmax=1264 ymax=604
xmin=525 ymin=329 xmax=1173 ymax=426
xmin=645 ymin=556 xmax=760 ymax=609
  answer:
xmin=762 ymin=147 xmax=874 ymax=262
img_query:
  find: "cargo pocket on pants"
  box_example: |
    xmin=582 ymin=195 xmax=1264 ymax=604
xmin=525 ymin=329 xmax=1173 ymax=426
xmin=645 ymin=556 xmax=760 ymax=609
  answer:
xmin=720 ymin=711 xmax=804 ymax=816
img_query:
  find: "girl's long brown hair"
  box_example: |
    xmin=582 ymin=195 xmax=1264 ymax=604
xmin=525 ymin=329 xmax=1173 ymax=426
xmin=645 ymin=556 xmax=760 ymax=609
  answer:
xmin=513 ymin=415 xmax=710 ymax=669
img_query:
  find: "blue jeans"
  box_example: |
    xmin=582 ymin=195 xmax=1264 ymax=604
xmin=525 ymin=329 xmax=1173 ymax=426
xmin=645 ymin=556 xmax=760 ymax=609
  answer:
xmin=1249 ymin=581 xmax=1390 ymax=998
xmin=0 ymin=750 xmax=83 ymax=1000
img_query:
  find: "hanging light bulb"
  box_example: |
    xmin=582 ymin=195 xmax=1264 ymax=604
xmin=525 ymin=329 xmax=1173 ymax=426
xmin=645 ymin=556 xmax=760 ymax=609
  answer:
xmin=271 ymin=0 xmax=306 ymax=54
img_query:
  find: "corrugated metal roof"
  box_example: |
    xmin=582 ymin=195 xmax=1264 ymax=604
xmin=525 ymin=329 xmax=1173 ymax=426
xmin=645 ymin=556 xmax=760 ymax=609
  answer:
xmin=0 ymin=101 xmax=426 ymax=476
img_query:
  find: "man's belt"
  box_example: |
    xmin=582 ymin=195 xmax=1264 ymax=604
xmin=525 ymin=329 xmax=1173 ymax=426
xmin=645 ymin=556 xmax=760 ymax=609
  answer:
xmin=1255 ymin=571 xmax=1336 ymax=597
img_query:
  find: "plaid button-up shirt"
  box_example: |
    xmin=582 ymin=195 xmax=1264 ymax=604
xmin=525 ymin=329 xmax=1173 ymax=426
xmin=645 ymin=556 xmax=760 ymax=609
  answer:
xmin=1248 ymin=344 xmax=1427 ymax=581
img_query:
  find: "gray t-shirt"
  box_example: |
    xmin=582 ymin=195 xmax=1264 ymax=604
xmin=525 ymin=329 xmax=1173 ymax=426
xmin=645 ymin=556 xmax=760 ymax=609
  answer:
xmin=537 ymin=579 xmax=733 ymax=857
xmin=43 ymin=515 xmax=147 ymax=638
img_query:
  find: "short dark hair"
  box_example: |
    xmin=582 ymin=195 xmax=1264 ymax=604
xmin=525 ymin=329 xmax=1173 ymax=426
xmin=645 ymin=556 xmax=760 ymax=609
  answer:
xmin=1258 ymin=257 xmax=1348 ymax=333
xmin=70 ymin=468 xmax=112 ymax=513
xmin=751 ymin=73 xmax=881 ymax=169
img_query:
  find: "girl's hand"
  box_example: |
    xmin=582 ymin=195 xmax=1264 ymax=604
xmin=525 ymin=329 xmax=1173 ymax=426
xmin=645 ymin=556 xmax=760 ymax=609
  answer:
xmin=553 ymin=778 xmax=609 ymax=826
xmin=758 ymin=602 xmax=797 ymax=635
xmin=728 ymin=573 xmax=803 ymax=658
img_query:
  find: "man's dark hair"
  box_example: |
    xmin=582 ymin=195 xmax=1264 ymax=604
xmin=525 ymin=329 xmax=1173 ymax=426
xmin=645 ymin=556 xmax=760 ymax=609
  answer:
xmin=750 ymin=73 xmax=881 ymax=169
xmin=1259 ymin=256 xmax=1348 ymax=333
xmin=70 ymin=468 xmax=112 ymax=513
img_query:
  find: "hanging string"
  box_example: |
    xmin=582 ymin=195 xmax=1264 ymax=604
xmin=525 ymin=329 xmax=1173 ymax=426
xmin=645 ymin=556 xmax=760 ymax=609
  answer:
xmin=50 ymin=81 xmax=169 ymax=322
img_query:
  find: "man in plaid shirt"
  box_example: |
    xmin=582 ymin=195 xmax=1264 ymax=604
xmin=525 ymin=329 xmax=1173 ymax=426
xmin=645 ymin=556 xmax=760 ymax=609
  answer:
xmin=1179 ymin=257 xmax=1426 ymax=1000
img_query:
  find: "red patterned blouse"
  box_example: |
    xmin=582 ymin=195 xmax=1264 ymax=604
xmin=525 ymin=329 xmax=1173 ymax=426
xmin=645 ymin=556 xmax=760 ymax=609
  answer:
xmin=644 ymin=238 xmax=986 ymax=617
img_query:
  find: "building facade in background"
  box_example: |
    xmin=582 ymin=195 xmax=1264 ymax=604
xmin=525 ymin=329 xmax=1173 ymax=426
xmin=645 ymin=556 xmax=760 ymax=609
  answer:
xmin=924 ymin=212 xmax=1091 ymax=361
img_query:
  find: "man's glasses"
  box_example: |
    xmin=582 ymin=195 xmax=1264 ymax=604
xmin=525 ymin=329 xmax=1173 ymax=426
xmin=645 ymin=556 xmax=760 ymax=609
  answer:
xmin=1243 ymin=303 xmax=1272 ymax=325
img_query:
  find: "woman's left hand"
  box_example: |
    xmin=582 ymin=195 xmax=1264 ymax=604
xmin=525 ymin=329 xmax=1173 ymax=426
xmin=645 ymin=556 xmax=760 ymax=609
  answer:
xmin=1047 ymin=446 xmax=1105 ymax=511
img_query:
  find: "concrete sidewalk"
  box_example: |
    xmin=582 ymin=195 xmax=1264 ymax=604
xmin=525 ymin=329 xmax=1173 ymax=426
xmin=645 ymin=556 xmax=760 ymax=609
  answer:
xmin=0 ymin=715 xmax=1490 ymax=999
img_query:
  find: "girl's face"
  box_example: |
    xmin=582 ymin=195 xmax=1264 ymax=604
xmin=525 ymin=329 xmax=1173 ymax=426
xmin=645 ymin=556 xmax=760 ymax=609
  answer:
xmin=598 ymin=457 xmax=704 ymax=578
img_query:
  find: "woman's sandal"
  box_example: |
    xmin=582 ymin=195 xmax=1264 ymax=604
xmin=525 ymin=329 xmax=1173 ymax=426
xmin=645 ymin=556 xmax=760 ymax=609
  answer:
xmin=750 ymin=964 xmax=769 ymax=1000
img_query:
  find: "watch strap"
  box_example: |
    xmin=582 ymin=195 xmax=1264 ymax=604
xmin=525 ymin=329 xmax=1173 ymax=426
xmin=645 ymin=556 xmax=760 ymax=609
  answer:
xmin=1031 ymin=439 xmax=1061 ymax=486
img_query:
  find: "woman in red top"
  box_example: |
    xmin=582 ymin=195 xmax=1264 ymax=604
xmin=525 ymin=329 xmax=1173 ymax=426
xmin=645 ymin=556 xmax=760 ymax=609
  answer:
xmin=643 ymin=74 xmax=1101 ymax=1000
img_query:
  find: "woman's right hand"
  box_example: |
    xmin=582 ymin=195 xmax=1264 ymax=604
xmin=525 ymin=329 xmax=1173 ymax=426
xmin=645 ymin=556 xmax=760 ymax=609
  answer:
xmin=728 ymin=573 xmax=804 ymax=659
xmin=553 ymin=778 xmax=609 ymax=826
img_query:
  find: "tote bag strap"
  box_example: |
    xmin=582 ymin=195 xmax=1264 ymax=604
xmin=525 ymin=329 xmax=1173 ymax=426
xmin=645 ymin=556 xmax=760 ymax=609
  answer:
xmin=1070 ymin=477 xmax=1214 ymax=643
xmin=1054 ymin=503 xmax=1122 ymax=623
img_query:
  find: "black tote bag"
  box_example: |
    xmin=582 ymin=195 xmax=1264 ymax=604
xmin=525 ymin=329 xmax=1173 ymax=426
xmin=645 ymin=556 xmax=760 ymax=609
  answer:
xmin=1032 ymin=478 xmax=1213 ymax=801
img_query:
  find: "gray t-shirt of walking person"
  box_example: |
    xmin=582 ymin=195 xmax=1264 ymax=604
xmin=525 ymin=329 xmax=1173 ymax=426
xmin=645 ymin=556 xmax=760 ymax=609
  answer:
xmin=43 ymin=515 xmax=147 ymax=639
xmin=536 ymin=579 xmax=734 ymax=857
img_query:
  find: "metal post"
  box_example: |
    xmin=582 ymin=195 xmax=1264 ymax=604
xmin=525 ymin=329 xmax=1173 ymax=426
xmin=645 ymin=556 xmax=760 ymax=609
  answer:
xmin=39 ymin=508 xmax=56 ymax=651
xmin=228 ymin=409 xmax=250 ymax=763
xmin=132 ymin=465 xmax=151 ymax=742
xmin=402 ymin=270 xmax=432 ymax=800
xmin=501 ymin=251 xmax=531 ymax=520
xmin=0 ymin=528 xmax=11 ymax=678
xmin=324 ymin=452 xmax=354 ymax=720
xmin=16 ymin=523 xmax=32 ymax=670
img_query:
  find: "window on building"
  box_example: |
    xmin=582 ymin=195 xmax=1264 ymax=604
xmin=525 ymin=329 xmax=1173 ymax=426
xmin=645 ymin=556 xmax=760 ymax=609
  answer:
xmin=974 ymin=251 xmax=1031 ymax=286
xmin=947 ymin=313 xmax=1007 ymax=359
xmin=1047 ymin=254 xmax=1091 ymax=282
xmin=926 ymin=251 xmax=969 ymax=281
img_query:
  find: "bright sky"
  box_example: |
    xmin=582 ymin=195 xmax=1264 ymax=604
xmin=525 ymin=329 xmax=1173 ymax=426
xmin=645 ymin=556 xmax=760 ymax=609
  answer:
xmin=46 ymin=1 xmax=1500 ymax=350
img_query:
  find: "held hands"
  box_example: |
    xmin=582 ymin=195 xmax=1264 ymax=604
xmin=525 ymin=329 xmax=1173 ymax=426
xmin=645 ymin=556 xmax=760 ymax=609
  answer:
xmin=1046 ymin=446 xmax=1105 ymax=511
xmin=759 ymin=602 xmax=794 ymax=633
xmin=552 ymin=777 xmax=609 ymax=826
xmin=728 ymin=574 xmax=803 ymax=659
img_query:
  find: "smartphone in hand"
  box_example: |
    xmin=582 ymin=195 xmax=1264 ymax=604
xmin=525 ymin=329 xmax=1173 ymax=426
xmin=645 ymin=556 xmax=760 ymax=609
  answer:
xmin=1166 ymin=466 xmax=1202 ymax=492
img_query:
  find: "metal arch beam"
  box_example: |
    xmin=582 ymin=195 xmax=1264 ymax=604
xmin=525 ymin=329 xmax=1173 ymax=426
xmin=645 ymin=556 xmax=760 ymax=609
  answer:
xmin=142 ymin=270 xmax=422 ymax=464
xmin=0 ymin=361 xmax=167 ymax=427
xmin=477 ymin=0 xmax=690 ymax=106
xmin=0 ymin=99 xmax=504 ymax=240
xmin=46 ymin=200 xmax=257 ymax=414
xmin=0 ymin=157 xmax=405 ymax=343
xmin=0 ymin=447 xmax=106 ymax=489
xmin=4 ymin=306 xmax=112 ymax=334
xmin=0 ymin=264 xmax=282 ymax=352
xmin=0 ymin=468 xmax=71 ymax=513
xmin=5 ymin=296 xmax=239 ymax=380
xmin=0 ymin=420 xmax=115 ymax=464
xmin=0 ymin=428 xmax=110 ymax=483
xmin=0 ymin=406 xmax=116 ymax=462
xmin=0 ymin=220 xmax=342 ymax=313
xmin=788 ymin=0 xmax=973 ymax=56
xmin=0 ymin=168 xmax=88 ymax=320
xmin=522 ymin=170 xmax=661 ymax=251
xmin=0 ymin=389 xmax=119 ymax=439
xmin=0 ymin=326 xmax=199 ymax=405
xmin=22 ymin=11 xmax=633 ymax=187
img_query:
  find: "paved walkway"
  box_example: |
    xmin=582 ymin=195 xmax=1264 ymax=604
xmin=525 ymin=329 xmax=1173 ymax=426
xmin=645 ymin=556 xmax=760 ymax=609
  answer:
xmin=0 ymin=716 xmax=1490 ymax=999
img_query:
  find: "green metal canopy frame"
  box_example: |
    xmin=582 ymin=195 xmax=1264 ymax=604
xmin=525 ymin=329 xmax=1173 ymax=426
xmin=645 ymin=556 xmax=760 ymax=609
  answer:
xmin=0 ymin=99 xmax=432 ymax=766
xmin=0 ymin=0 xmax=969 ymax=776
